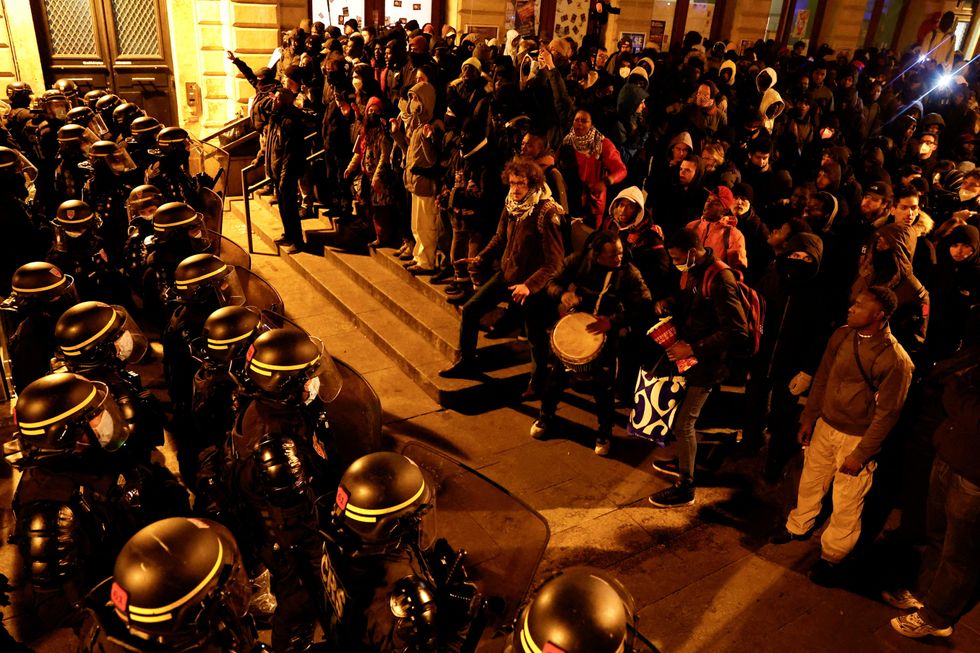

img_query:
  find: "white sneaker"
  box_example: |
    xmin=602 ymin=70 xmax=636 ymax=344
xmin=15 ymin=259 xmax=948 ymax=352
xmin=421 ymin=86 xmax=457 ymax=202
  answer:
xmin=594 ymin=438 xmax=611 ymax=456
xmin=891 ymin=611 xmax=953 ymax=638
xmin=530 ymin=419 xmax=548 ymax=439
xmin=881 ymin=588 xmax=924 ymax=610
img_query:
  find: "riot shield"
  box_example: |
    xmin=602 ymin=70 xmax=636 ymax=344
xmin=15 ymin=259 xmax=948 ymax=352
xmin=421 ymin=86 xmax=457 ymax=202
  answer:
xmin=236 ymin=267 xmax=284 ymax=314
xmin=199 ymin=187 xmax=224 ymax=234
xmin=209 ymin=231 xmax=251 ymax=270
xmin=188 ymin=135 xmax=229 ymax=197
xmin=330 ymin=358 xmax=384 ymax=465
xmin=401 ymin=442 xmax=550 ymax=634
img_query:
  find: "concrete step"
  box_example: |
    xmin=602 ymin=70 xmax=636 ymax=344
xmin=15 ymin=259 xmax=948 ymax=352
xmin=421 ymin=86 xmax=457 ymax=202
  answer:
xmin=368 ymin=246 xmax=463 ymax=320
xmin=227 ymin=196 xmax=533 ymax=409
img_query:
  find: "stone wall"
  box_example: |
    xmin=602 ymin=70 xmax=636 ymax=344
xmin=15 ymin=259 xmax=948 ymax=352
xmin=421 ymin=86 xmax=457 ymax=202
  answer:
xmin=0 ymin=0 xmax=44 ymax=95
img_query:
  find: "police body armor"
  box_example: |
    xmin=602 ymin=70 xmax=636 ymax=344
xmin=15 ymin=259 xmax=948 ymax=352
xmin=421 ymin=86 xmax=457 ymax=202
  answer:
xmin=46 ymin=200 xmax=122 ymax=305
xmin=144 ymin=202 xmax=212 ymax=315
xmin=81 ymin=140 xmax=138 ymax=261
xmin=145 ymin=127 xmax=202 ymax=207
xmin=321 ymin=452 xmax=486 ymax=652
xmin=76 ymin=518 xmax=267 ymax=653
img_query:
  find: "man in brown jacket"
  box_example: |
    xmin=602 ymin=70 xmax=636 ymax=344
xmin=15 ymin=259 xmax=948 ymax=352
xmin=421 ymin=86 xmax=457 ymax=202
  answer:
xmin=772 ymin=286 xmax=914 ymax=586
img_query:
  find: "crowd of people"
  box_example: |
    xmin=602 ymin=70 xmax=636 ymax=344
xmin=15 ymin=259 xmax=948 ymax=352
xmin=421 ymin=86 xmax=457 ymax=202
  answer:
xmin=235 ymin=15 xmax=979 ymax=642
xmin=0 ymin=8 xmax=977 ymax=650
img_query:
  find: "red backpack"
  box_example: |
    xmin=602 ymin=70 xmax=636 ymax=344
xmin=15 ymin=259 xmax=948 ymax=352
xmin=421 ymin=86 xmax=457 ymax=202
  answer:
xmin=701 ymin=260 xmax=766 ymax=356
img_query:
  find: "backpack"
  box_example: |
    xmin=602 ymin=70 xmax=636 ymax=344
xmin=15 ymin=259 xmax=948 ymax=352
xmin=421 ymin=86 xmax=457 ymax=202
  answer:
xmin=701 ymin=260 xmax=766 ymax=356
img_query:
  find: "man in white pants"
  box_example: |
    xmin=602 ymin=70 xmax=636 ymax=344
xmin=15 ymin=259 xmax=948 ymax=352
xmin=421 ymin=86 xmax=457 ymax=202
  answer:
xmin=770 ymin=287 xmax=914 ymax=586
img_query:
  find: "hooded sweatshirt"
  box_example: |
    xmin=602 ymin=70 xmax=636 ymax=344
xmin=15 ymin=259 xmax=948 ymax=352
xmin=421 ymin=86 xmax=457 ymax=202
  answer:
xmin=396 ymin=81 xmax=439 ymax=196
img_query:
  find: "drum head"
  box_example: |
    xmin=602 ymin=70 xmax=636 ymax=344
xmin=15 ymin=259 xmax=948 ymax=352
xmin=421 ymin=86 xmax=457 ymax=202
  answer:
xmin=551 ymin=313 xmax=605 ymax=364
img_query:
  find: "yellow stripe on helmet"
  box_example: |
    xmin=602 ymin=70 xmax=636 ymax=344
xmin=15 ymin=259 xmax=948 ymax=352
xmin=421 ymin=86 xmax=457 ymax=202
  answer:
xmin=60 ymin=310 xmax=117 ymax=352
xmin=345 ymin=482 xmax=425 ymax=517
xmin=127 ymin=539 xmax=223 ymax=617
xmin=17 ymin=386 xmax=98 ymax=434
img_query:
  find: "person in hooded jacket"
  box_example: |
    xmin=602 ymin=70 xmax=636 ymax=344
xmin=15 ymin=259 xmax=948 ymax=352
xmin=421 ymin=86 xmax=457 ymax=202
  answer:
xmin=685 ymin=186 xmax=748 ymax=273
xmin=874 ymin=185 xmax=937 ymax=286
xmin=731 ymin=182 xmax=772 ymax=286
xmin=651 ymin=152 xmax=708 ymax=236
xmin=266 ymin=85 xmax=317 ymax=253
xmin=851 ymin=223 xmax=929 ymax=360
xmin=393 ymin=80 xmax=442 ymax=274
xmin=746 ymin=233 xmax=834 ymax=477
xmin=927 ymin=225 xmax=979 ymax=361
xmin=345 ymin=96 xmax=397 ymax=248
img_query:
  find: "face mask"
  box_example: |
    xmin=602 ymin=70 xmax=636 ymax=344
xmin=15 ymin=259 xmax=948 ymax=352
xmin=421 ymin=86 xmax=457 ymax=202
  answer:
xmin=366 ymin=114 xmax=381 ymax=128
xmin=90 ymin=408 xmax=116 ymax=448
xmin=409 ymin=98 xmax=422 ymax=114
xmin=64 ymin=228 xmax=85 ymax=238
xmin=409 ymin=52 xmax=426 ymax=66
xmin=303 ymin=376 xmax=320 ymax=405
xmin=960 ymin=188 xmax=979 ymax=202
xmin=115 ymin=330 xmax=134 ymax=361
xmin=919 ymin=143 xmax=932 ymax=156
xmin=674 ymin=249 xmax=695 ymax=272
xmin=820 ymin=128 xmax=834 ymax=140
xmin=352 ymin=77 xmax=364 ymax=92
xmin=618 ymin=67 xmax=631 ymax=79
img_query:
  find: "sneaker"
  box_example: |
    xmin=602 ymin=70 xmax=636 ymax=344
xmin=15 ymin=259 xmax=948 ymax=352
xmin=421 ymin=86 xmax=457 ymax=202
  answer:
xmin=768 ymin=528 xmax=812 ymax=545
xmin=594 ymin=438 xmax=611 ymax=456
xmin=399 ymin=251 xmax=416 ymax=262
xmin=529 ymin=419 xmax=549 ymax=439
xmin=280 ymin=241 xmax=299 ymax=254
xmin=651 ymin=458 xmax=681 ymax=479
xmin=446 ymin=291 xmax=472 ymax=306
xmin=648 ymin=482 xmax=695 ymax=508
xmin=429 ymin=266 xmax=454 ymax=284
xmin=438 ymin=356 xmax=481 ymax=379
xmin=882 ymin=588 xmax=925 ymax=610
xmin=407 ymin=265 xmax=437 ymax=276
xmin=891 ymin=611 xmax=953 ymax=638
xmin=807 ymin=559 xmax=842 ymax=587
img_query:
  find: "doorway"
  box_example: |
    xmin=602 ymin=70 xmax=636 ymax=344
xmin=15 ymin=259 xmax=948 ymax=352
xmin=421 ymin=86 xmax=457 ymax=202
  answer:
xmin=31 ymin=0 xmax=177 ymax=126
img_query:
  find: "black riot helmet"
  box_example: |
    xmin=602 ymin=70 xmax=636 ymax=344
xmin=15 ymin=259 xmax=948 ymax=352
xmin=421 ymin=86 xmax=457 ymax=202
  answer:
xmin=57 ymin=124 xmax=97 ymax=155
xmin=330 ymin=452 xmax=432 ymax=554
xmin=67 ymin=105 xmax=109 ymax=137
xmin=243 ymin=328 xmax=342 ymax=404
xmin=3 ymin=262 xmax=78 ymax=311
xmin=54 ymin=199 xmax=101 ymax=239
xmin=83 ymin=89 xmax=107 ymax=110
xmin=95 ymin=93 xmax=121 ymax=125
xmin=109 ymin=517 xmax=251 ymax=649
xmin=112 ymin=102 xmax=143 ymax=134
xmin=154 ymin=126 xmax=191 ymax=162
xmin=89 ymin=139 xmax=137 ymax=174
xmin=509 ymin=568 xmax=640 ymax=653
xmin=14 ymin=373 xmax=129 ymax=460
xmin=52 ymin=79 xmax=80 ymax=104
xmin=55 ymin=301 xmax=147 ymax=366
xmin=172 ymin=253 xmax=244 ymax=305
xmin=6 ymin=81 xmax=32 ymax=108
xmin=126 ymin=184 xmax=164 ymax=222
xmin=129 ymin=115 xmax=162 ymax=142
xmin=199 ymin=305 xmax=261 ymax=365
xmin=41 ymin=89 xmax=70 ymax=121
xmin=151 ymin=201 xmax=208 ymax=243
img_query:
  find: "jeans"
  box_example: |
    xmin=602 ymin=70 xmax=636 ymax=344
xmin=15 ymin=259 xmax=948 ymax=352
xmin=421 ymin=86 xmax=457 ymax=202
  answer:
xmin=458 ymin=271 xmax=550 ymax=382
xmin=918 ymin=458 xmax=980 ymax=628
xmin=674 ymin=384 xmax=713 ymax=483
xmin=449 ymin=212 xmax=485 ymax=285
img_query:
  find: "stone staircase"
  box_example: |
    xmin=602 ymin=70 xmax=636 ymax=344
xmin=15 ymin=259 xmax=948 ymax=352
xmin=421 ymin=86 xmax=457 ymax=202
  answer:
xmin=226 ymin=198 xmax=533 ymax=409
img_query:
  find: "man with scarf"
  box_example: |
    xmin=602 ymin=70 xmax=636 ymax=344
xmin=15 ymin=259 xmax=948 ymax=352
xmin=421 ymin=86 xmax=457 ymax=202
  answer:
xmin=440 ymin=159 xmax=564 ymax=398
xmin=561 ymin=109 xmax=626 ymax=230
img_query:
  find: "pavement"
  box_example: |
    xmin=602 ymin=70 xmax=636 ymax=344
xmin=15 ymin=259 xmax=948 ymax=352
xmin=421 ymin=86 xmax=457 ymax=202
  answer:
xmin=2 ymin=211 xmax=978 ymax=652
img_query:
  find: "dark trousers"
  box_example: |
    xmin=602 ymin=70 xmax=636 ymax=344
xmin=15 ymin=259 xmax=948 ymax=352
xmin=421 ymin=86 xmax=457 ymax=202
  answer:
xmin=449 ymin=213 xmax=486 ymax=285
xmin=917 ymin=458 xmax=980 ymax=628
xmin=540 ymin=350 xmax=616 ymax=435
xmin=275 ymin=163 xmax=304 ymax=244
xmin=459 ymin=271 xmax=550 ymax=382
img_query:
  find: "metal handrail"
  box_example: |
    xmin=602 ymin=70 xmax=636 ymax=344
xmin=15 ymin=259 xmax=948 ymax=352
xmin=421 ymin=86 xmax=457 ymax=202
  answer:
xmin=200 ymin=116 xmax=253 ymax=146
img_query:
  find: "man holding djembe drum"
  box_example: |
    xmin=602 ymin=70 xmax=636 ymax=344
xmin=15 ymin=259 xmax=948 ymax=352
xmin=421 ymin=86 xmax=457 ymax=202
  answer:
xmin=530 ymin=230 xmax=653 ymax=456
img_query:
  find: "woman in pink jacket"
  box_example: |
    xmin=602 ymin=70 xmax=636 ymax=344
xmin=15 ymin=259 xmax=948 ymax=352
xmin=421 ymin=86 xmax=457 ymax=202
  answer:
xmin=561 ymin=109 xmax=627 ymax=230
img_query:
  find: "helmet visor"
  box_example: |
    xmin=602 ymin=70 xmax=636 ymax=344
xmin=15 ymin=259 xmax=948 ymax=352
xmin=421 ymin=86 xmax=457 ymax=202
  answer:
xmin=110 ymin=305 xmax=148 ymax=363
xmin=106 ymin=144 xmax=137 ymax=173
xmin=88 ymin=113 xmax=110 ymax=139
xmin=85 ymin=383 xmax=129 ymax=452
xmin=216 ymin=266 xmax=246 ymax=306
xmin=306 ymin=337 xmax=343 ymax=403
xmin=126 ymin=193 xmax=163 ymax=222
xmin=46 ymin=99 xmax=70 ymax=120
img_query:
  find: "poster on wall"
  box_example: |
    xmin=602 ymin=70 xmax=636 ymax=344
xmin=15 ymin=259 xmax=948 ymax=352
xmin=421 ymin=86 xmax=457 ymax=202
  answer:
xmin=792 ymin=10 xmax=810 ymax=39
xmin=649 ymin=19 xmax=666 ymax=50
xmin=554 ymin=0 xmax=589 ymax=40
xmin=621 ymin=32 xmax=645 ymax=53
xmin=465 ymin=25 xmax=500 ymax=41
xmin=514 ymin=0 xmax=537 ymax=37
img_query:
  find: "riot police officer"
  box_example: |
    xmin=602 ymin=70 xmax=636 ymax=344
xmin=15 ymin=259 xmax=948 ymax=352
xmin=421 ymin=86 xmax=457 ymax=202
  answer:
xmin=77 ymin=517 xmax=265 ymax=653
xmin=2 ymin=262 xmax=79 ymax=391
xmin=95 ymin=94 xmax=122 ymax=139
xmin=54 ymin=123 xmax=95 ymax=203
xmin=11 ymin=373 xmax=151 ymax=608
xmin=5 ymin=81 xmax=35 ymax=154
xmin=127 ymin=115 xmax=162 ymax=173
xmin=321 ymin=452 xmax=485 ymax=651
xmin=122 ymin=184 xmax=164 ymax=305
xmin=141 ymin=201 xmax=211 ymax=323
xmin=32 ymin=90 xmax=72 ymax=213
xmin=236 ymin=327 xmax=343 ymax=486
xmin=81 ymin=139 xmax=137 ymax=259
xmin=46 ymin=199 xmax=123 ymax=304
xmin=53 ymin=301 xmax=163 ymax=460
xmin=68 ymin=105 xmax=110 ymax=140
xmin=52 ymin=79 xmax=81 ymax=107
xmin=505 ymin=568 xmax=659 ymax=653
xmin=163 ymin=253 xmax=244 ymax=481
xmin=0 ymin=149 xmax=46 ymax=294
xmin=146 ymin=126 xmax=203 ymax=207
xmin=111 ymin=101 xmax=144 ymax=141
xmin=83 ymin=89 xmax=107 ymax=110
